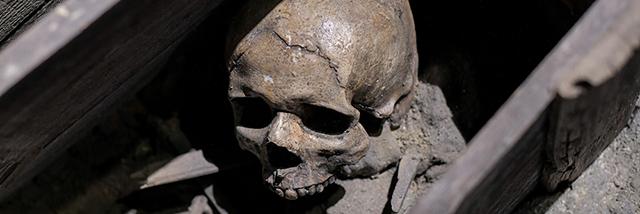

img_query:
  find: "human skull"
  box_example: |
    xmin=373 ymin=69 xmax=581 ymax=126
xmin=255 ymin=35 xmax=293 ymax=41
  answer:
xmin=226 ymin=0 xmax=418 ymax=200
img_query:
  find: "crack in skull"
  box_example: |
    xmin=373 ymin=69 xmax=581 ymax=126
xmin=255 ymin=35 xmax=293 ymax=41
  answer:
xmin=226 ymin=0 xmax=418 ymax=200
xmin=271 ymin=30 xmax=345 ymax=88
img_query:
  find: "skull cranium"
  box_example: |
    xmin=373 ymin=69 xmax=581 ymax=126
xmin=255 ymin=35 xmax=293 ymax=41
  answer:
xmin=226 ymin=0 xmax=417 ymax=200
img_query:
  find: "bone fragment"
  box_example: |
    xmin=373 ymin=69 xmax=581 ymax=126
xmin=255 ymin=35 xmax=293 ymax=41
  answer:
xmin=391 ymin=152 xmax=421 ymax=213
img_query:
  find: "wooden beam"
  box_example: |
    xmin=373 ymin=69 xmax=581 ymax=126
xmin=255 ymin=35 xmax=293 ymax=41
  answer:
xmin=0 ymin=0 xmax=223 ymax=201
xmin=411 ymin=0 xmax=640 ymax=213
xmin=0 ymin=0 xmax=47 ymax=44
xmin=0 ymin=0 xmax=64 ymax=48
xmin=543 ymin=0 xmax=640 ymax=189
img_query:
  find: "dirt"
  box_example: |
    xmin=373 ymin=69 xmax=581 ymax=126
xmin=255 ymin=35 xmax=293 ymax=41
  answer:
xmin=325 ymin=81 xmax=467 ymax=214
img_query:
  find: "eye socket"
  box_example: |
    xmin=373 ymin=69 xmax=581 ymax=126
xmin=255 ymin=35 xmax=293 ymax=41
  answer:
xmin=300 ymin=105 xmax=354 ymax=135
xmin=231 ymin=97 xmax=274 ymax=128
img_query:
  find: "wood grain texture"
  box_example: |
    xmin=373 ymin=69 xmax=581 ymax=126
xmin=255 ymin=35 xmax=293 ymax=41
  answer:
xmin=411 ymin=0 xmax=640 ymax=213
xmin=544 ymin=52 xmax=640 ymax=190
xmin=0 ymin=0 xmax=47 ymax=43
xmin=543 ymin=0 xmax=640 ymax=191
xmin=0 ymin=0 xmax=63 ymax=49
xmin=0 ymin=0 xmax=223 ymax=201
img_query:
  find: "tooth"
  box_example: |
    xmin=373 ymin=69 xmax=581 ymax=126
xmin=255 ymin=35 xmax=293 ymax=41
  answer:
xmin=275 ymin=188 xmax=284 ymax=198
xmin=323 ymin=180 xmax=329 ymax=187
xmin=285 ymin=189 xmax=298 ymax=200
xmin=329 ymin=176 xmax=336 ymax=184
xmin=297 ymin=188 xmax=308 ymax=197
xmin=316 ymin=184 xmax=324 ymax=193
xmin=307 ymin=186 xmax=317 ymax=195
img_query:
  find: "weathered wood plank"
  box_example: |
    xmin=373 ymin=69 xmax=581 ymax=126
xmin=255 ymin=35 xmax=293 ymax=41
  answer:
xmin=0 ymin=0 xmax=47 ymax=44
xmin=0 ymin=0 xmax=64 ymax=49
xmin=543 ymin=0 xmax=640 ymax=191
xmin=544 ymin=47 xmax=640 ymax=189
xmin=411 ymin=0 xmax=640 ymax=213
xmin=0 ymin=0 xmax=223 ymax=201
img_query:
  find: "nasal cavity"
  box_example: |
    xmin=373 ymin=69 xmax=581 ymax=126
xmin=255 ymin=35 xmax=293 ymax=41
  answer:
xmin=266 ymin=143 xmax=303 ymax=169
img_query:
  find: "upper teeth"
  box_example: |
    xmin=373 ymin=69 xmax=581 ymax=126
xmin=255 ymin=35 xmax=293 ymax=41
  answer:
xmin=273 ymin=176 xmax=336 ymax=200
